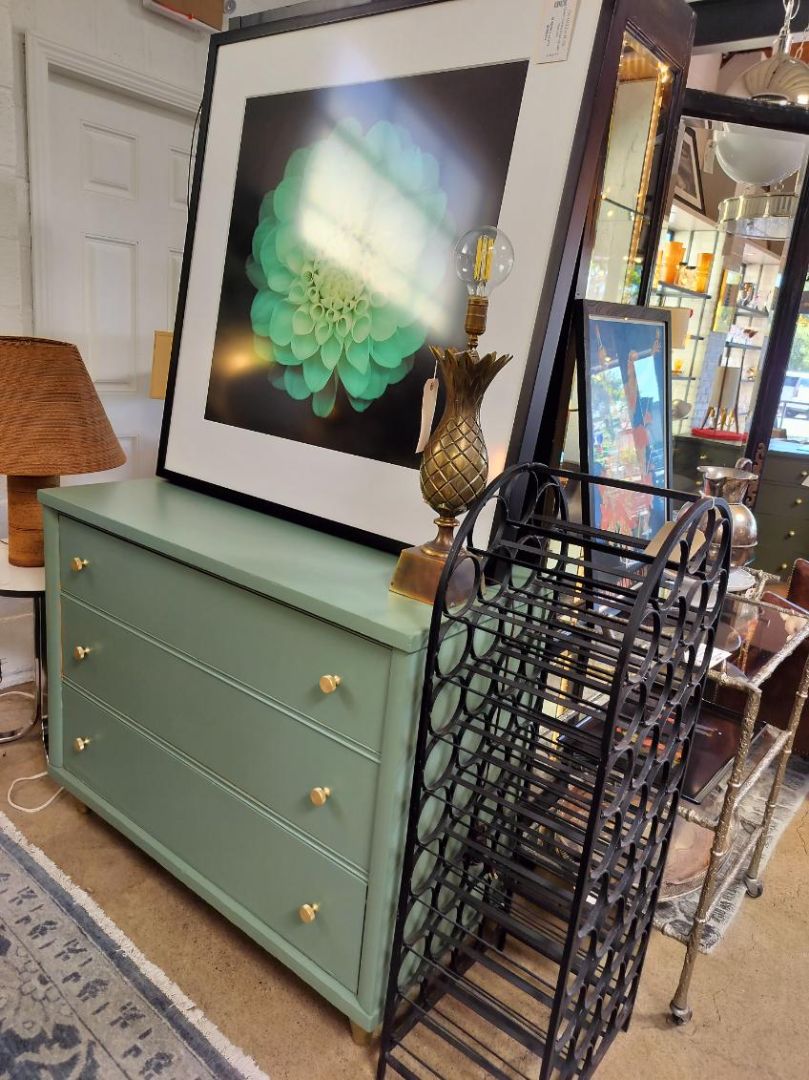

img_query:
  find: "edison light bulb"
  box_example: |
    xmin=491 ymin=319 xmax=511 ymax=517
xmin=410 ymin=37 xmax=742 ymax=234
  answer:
xmin=453 ymin=227 xmax=514 ymax=348
xmin=454 ymin=226 xmax=515 ymax=297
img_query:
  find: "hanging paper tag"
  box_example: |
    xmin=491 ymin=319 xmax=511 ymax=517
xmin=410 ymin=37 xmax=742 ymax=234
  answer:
xmin=534 ymin=0 xmax=580 ymax=64
xmin=416 ymin=378 xmax=439 ymax=453
xmin=703 ymin=136 xmax=716 ymax=175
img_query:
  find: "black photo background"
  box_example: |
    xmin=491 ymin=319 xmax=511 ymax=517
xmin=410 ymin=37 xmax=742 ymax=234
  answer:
xmin=205 ymin=62 xmax=528 ymax=469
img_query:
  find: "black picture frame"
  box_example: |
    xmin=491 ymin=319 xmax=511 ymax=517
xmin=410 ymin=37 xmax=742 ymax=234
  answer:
xmin=576 ymin=299 xmax=673 ymax=539
xmin=156 ymin=0 xmax=617 ymax=553
xmin=673 ymin=125 xmax=705 ymax=215
xmin=156 ymin=0 xmax=693 ymax=553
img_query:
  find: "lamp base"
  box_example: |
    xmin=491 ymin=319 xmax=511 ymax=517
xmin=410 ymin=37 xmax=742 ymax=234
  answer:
xmin=7 ymin=474 xmax=60 ymax=567
xmin=389 ymin=516 xmax=476 ymax=607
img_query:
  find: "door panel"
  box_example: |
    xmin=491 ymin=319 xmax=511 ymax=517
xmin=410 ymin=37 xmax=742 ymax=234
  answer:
xmin=38 ymin=71 xmax=194 ymax=481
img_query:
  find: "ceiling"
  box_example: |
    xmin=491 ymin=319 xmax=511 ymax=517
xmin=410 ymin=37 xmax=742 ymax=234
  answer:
xmin=690 ymin=0 xmax=803 ymax=51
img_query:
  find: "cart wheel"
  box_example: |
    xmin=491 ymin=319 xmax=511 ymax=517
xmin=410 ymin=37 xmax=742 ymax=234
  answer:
xmin=669 ymin=1003 xmax=693 ymax=1026
xmin=744 ymin=875 xmax=763 ymax=899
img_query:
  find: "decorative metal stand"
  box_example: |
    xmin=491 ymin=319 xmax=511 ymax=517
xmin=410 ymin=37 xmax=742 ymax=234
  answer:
xmin=378 ymin=464 xmax=731 ymax=1080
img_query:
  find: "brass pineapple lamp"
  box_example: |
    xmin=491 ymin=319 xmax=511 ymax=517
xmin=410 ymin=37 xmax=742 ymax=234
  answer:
xmin=0 ymin=337 xmax=125 ymax=567
xmin=390 ymin=227 xmax=514 ymax=606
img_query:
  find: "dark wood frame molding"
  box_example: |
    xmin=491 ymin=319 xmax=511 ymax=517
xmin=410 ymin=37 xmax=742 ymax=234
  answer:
xmin=534 ymin=0 xmax=695 ymax=467
xmin=683 ymin=89 xmax=809 ymax=490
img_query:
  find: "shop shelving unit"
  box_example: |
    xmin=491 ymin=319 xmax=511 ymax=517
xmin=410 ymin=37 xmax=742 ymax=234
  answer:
xmin=378 ymin=464 xmax=730 ymax=1080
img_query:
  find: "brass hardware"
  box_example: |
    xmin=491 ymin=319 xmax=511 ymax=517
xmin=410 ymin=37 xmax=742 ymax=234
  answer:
xmin=795 ymin=497 xmax=804 ymax=506
xmin=73 ymin=736 xmax=90 ymax=752
xmin=698 ymin=454 xmax=708 ymax=461
xmin=298 ymin=902 xmax=320 ymax=924
xmin=801 ymin=470 xmax=808 ymax=479
xmin=319 ymin=674 xmax=341 ymax=695
xmin=780 ymin=563 xmax=789 ymax=571
xmin=73 ymin=645 xmax=92 ymax=661
xmin=310 ymin=786 xmax=332 ymax=807
xmin=71 ymin=556 xmax=89 ymax=572
xmin=788 ymin=530 xmax=797 ymax=538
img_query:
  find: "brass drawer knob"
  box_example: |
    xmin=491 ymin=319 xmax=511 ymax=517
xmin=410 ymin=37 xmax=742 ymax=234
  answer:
xmin=319 ymin=674 xmax=341 ymax=694
xmin=795 ymin=498 xmax=804 ymax=507
xmin=698 ymin=454 xmax=708 ymax=461
xmin=788 ymin=530 xmax=797 ymax=538
xmin=780 ymin=563 xmax=789 ymax=572
xmin=71 ymin=557 xmax=89 ymax=572
xmin=73 ymin=736 xmax=91 ymax=753
xmin=73 ymin=645 xmax=92 ymax=661
xmin=310 ymin=786 xmax=332 ymax=807
xmin=801 ymin=470 xmax=808 ymax=479
xmin=298 ymin=902 xmax=320 ymax=924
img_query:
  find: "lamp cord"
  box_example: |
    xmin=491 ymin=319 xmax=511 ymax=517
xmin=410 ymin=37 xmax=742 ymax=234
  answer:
xmin=3 ymin=689 xmax=64 ymax=814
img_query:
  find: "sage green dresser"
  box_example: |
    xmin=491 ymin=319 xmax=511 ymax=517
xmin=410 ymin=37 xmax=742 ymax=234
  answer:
xmin=40 ymin=478 xmax=433 ymax=1038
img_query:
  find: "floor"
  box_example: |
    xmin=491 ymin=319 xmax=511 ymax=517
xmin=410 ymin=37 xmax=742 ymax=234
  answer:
xmin=1 ymin=702 xmax=807 ymax=1080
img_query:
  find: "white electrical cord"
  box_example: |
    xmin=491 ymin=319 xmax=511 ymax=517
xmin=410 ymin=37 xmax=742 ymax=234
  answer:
xmin=3 ymin=689 xmax=64 ymax=813
xmin=7 ymin=772 xmax=64 ymax=813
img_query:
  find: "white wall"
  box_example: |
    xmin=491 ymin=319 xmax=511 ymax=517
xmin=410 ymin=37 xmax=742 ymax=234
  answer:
xmin=0 ymin=0 xmax=208 ymax=684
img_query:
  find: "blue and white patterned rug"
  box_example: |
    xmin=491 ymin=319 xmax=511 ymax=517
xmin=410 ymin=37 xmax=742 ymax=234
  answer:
xmin=0 ymin=810 xmax=267 ymax=1078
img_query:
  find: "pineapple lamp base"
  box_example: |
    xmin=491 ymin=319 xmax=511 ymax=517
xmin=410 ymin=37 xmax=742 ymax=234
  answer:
xmin=389 ymin=516 xmax=476 ymax=607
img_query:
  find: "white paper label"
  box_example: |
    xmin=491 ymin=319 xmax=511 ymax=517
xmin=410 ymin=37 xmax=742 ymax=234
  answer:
xmin=416 ymin=378 xmax=439 ymax=453
xmin=534 ymin=0 xmax=580 ymax=64
xmin=703 ymin=136 xmax=716 ymax=175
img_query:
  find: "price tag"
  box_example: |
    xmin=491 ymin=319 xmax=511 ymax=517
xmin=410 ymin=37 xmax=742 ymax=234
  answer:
xmin=534 ymin=0 xmax=580 ymax=64
xmin=416 ymin=378 xmax=439 ymax=453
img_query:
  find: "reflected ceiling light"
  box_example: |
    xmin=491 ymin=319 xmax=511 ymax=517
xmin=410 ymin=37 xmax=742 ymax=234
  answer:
xmin=718 ymin=191 xmax=798 ymax=239
xmin=728 ymin=0 xmax=809 ymax=106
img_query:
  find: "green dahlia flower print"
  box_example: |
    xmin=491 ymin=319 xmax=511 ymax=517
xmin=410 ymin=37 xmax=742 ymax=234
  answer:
xmin=246 ymin=117 xmax=452 ymax=417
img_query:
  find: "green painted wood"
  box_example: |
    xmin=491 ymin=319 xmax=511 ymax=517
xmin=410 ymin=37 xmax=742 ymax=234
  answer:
xmin=59 ymin=517 xmax=391 ymax=754
xmin=43 ymin=507 xmax=65 ymax=770
xmin=48 ymin=764 xmax=380 ymax=1031
xmin=41 ymin=478 xmax=434 ymax=653
xmin=61 ymin=596 xmax=378 ymax=871
xmin=61 ymin=684 xmax=367 ymax=992
xmin=356 ymin=647 xmax=424 ymax=1016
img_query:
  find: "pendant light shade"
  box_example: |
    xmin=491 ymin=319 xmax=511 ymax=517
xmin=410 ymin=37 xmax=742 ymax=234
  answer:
xmin=732 ymin=53 xmax=809 ymax=106
xmin=0 ymin=337 xmax=125 ymax=566
xmin=728 ymin=1 xmax=809 ymax=107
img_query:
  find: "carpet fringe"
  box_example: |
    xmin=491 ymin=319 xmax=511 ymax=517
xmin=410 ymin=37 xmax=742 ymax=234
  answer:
xmin=0 ymin=809 xmax=269 ymax=1079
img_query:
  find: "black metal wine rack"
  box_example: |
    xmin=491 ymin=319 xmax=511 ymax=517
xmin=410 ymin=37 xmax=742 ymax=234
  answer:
xmin=378 ymin=464 xmax=731 ymax=1080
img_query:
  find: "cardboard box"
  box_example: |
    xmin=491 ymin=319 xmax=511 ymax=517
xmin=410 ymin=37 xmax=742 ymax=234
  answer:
xmin=151 ymin=331 xmax=173 ymax=400
xmin=158 ymin=1 xmax=224 ymax=30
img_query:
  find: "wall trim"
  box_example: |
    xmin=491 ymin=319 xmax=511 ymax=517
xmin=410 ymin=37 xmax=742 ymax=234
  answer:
xmin=25 ymin=34 xmax=200 ymax=337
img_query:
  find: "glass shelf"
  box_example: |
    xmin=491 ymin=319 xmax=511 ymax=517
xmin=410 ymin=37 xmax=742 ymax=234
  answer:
xmin=655 ymin=281 xmax=712 ymax=300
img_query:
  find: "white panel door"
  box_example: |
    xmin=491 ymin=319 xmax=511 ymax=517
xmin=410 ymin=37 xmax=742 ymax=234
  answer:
xmin=37 ymin=72 xmax=194 ymax=480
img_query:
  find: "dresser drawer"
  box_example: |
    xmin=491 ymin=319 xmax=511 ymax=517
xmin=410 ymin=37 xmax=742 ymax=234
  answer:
xmin=760 ymin=454 xmax=809 ymax=488
xmin=61 ymin=684 xmax=366 ymax=991
xmin=754 ymin=512 xmax=809 ymax=575
xmin=62 ymin=598 xmax=377 ymax=870
xmin=59 ymin=516 xmax=390 ymax=752
xmin=753 ymin=482 xmax=808 ymax=519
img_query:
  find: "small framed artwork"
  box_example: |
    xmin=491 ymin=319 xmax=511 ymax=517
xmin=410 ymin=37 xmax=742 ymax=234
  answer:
xmin=576 ymin=300 xmax=672 ymax=541
xmin=673 ymin=126 xmax=705 ymax=216
xmin=157 ymin=0 xmax=606 ymax=552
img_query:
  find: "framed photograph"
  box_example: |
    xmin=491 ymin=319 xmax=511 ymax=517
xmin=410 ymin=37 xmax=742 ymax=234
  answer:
xmin=157 ymin=0 xmax=605 ymax=551
xmin=673 ymin=126 xmax=705 ymax=215
xmin=576 ymin=300 xmax=672 ymax=541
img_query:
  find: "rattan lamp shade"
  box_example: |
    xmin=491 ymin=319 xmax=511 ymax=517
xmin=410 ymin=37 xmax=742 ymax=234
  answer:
xmin=0 ymin=337 xmax=125 ymax=566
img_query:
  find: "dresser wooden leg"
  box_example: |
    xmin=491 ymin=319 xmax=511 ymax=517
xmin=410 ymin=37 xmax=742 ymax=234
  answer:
xmin=349 ymin=1020 xmax=374 ymax=1047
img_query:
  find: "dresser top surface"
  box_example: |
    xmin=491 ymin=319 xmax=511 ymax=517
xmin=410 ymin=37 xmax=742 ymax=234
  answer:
xmin=41 ymin=478 xmax=435 ymax=652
